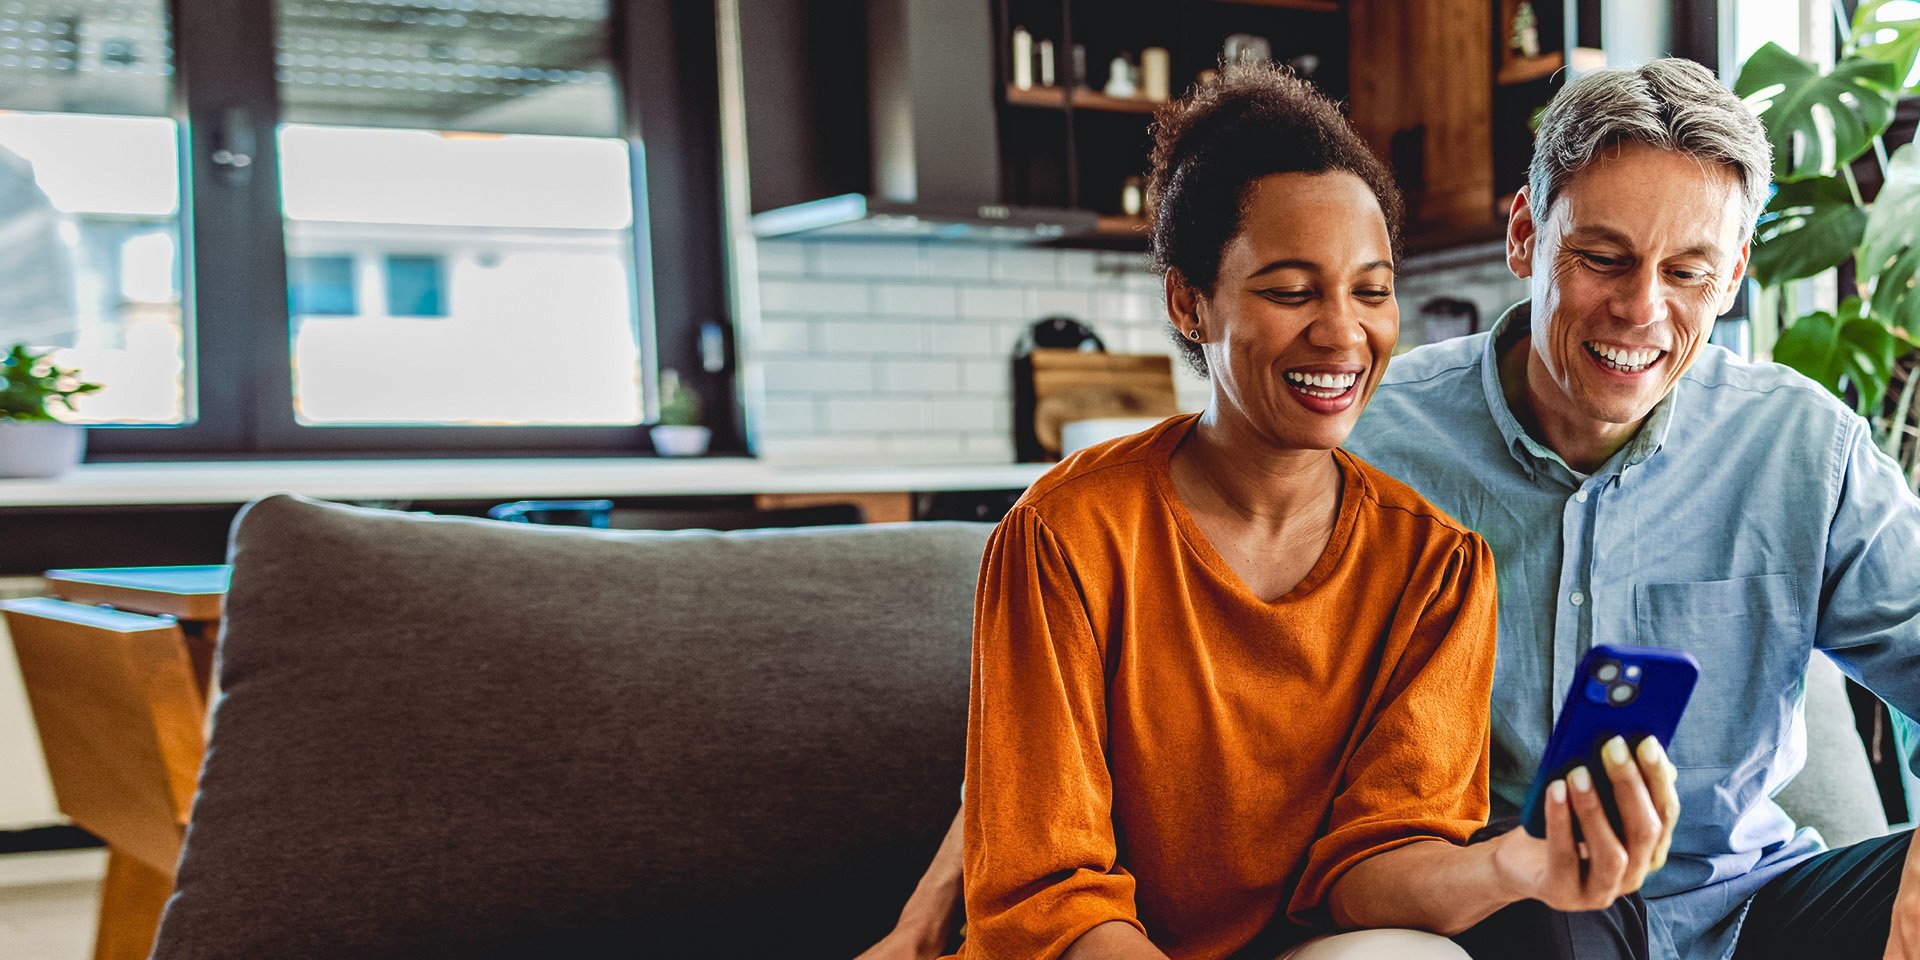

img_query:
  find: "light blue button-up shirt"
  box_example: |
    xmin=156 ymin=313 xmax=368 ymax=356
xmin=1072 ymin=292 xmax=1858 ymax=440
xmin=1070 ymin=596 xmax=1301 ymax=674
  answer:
xmin=1346 ymin=304 xmax=1920 ymax=960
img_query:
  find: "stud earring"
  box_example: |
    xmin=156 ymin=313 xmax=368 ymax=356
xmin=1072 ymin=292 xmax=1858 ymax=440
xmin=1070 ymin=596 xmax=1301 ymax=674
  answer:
xmin=1186 ymin=329 xmax=1202 ymax=341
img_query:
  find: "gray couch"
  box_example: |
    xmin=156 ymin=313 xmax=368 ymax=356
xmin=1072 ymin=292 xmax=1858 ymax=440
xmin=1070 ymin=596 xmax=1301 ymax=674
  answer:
xmin=151 ymin=494 xmax=1889 ymax=959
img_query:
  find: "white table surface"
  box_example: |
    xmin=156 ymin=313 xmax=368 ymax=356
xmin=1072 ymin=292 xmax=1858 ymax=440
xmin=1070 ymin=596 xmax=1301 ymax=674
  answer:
xmin=0 ymin=458 xmax=1053 ymax=508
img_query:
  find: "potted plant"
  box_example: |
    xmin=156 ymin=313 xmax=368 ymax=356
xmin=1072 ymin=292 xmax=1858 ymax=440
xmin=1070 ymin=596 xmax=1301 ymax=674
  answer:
xmin=650 ymin=369 xmax=711 ymax=457
xmin=1737 ymin=1 xmax=1920 ymax=483
xmin=0 ymin=343 xmax=101 ymax=478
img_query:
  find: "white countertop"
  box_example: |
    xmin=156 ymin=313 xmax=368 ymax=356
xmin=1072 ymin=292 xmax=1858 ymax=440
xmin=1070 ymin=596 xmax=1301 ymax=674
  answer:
xmin=0 ymin=458 xmax=1053 ymax=508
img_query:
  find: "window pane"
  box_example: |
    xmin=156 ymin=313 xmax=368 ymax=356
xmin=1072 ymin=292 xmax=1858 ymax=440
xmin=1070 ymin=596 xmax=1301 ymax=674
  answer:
xmin=274 ymin=0 xmax=618 ymax=139
xmin=289 ymin=255 xmax=358 ymax=316
xmin=384 ymin=255 xmax=445 ymax=317
xmin=275 ymin=0 xmax=644 ymax=428
xmin=0 ymin=1 xmax=186 ymax=426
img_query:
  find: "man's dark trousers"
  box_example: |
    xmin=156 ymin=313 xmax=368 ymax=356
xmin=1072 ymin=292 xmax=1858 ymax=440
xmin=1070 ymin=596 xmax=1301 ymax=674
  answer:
xmin=1449 ymin=821 xmax=1914 ymax=960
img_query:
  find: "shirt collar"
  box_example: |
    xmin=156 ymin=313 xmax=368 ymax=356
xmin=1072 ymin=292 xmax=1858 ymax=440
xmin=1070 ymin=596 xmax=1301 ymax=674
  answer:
xmin=1479 ymin=302 xmax=1678 ymax=482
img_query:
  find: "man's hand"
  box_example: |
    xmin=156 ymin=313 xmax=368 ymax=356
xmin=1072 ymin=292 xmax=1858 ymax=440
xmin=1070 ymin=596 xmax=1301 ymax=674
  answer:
xmin=1883 ymin=836 xmax=1920 ymax=958
xmin=1490 ymin=735 xmax=1680 ymax=911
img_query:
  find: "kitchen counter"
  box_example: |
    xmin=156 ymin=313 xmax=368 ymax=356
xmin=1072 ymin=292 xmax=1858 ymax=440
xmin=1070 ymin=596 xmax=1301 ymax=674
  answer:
xmin=0 ymin=458 xmax=1053 ymax=509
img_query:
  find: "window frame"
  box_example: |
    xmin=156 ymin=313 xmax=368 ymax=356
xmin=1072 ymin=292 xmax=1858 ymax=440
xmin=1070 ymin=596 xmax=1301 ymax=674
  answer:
xmin=84 ymin=0 xmax=738 ymax=460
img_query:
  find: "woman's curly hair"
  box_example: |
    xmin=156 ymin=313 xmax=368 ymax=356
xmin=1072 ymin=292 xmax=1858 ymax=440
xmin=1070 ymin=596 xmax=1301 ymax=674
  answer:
xmin=1148 ymin=61 xmax=1404 ymax=375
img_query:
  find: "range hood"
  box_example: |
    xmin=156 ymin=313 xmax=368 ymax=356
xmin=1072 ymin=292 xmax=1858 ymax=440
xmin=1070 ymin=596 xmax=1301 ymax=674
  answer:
xmin=737 ymin=0 xmax=1097 ymax=243
xmin=751 ymin=195 xmax=1095 ymax=242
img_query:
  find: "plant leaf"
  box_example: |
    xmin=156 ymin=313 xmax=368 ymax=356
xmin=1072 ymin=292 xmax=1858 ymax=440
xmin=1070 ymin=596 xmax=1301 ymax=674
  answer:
xmin=1774 ymin=300 xmax=1902 ymax=415
xmin=1735 ymin=42 xmax=1900 ymax=182
xmin=1751 ymin=176 xmax=1869 ymax=287
xmin=1862 ymin=144 xmax=1920 ymax=334
xmin=1870 ymin=243 xmax=1920 ymax=334
xmin=1853 ymin=0 xmax=1920 ymax=91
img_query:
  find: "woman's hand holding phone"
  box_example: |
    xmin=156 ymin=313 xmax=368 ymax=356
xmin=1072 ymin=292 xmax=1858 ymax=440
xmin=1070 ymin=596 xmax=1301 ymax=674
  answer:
xmin=1487 ymin=735 xmax=1681 ymax=911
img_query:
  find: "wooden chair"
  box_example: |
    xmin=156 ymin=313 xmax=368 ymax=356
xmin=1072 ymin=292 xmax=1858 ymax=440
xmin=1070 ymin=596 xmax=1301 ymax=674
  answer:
xmin=3 ymin=566 xmax=227 ymax=960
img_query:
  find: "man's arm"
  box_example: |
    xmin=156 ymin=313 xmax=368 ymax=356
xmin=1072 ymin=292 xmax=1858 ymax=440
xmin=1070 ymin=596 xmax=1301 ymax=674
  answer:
xmin=855 ymin=809 xmax=965 ymax=960
xmin=1813 ymin=421 xmax=1920 ymax=959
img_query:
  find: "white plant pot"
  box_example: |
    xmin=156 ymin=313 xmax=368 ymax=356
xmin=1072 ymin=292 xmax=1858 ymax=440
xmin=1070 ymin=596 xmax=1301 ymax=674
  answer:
xmin=650 ymin=424 xmax=711 ymax=457
xmin=0 ymin=421 xmax=85 ymax=478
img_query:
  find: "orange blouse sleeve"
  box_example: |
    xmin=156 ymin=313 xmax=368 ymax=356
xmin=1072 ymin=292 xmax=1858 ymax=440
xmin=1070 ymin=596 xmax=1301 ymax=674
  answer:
xmin=1288 ymin=532 xmax=1499 ymax=923
xmin=959 ymin=506 xmax=1148 ymax=959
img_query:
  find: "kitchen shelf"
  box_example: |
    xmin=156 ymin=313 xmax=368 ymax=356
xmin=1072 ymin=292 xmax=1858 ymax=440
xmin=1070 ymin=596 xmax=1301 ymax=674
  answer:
xmin=1211 ymin=0 xmax=1343 ymax=12
xmin=1495 ymin=46 xmax=1605 ymax=86
xmin=1005 ymin=85 xmax=1163 ymax=114
xmin=1095 ymin=215 xmax=1148 ymax=237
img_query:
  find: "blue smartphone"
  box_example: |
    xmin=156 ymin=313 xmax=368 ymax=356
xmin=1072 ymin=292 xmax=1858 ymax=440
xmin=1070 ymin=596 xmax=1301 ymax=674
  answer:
xmin=1520 ymin=644 xmax=1699 ymax=839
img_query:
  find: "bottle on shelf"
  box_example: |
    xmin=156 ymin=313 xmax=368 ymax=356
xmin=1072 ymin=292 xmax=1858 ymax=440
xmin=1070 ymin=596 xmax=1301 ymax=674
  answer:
xmin=1012 ymin=27 xmax=1034 ymax=90
xmin=1141 ymin=47 xmax=1170 ymax=101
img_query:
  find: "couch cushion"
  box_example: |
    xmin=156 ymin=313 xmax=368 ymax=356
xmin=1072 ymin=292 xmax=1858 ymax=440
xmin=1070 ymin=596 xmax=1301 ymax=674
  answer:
xmin=154 ymin=495 xmax=988 ymax=959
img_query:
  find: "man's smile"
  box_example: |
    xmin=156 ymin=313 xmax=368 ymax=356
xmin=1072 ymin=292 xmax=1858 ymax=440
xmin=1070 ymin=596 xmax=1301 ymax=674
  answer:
xmin=1582 ymin=340 xmax=1667 ymax=376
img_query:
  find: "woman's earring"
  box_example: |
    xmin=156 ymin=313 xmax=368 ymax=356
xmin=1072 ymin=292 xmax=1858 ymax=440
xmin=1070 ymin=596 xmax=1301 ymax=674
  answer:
xmin=1186 ymin=329 xmax=1202 ymax=342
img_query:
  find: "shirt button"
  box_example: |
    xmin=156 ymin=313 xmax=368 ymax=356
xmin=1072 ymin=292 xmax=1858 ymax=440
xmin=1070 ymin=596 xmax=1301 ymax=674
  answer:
xmin=1571 ymin=592 xmax=1586 ymax=606
xmin=1575 ymin=490 xmax=1589 ymax=503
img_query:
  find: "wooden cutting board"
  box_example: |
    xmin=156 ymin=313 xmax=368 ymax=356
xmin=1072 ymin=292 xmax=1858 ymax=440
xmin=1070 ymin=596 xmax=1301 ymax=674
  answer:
xmin=1014 ymin=348 xmax=1181 ymax=461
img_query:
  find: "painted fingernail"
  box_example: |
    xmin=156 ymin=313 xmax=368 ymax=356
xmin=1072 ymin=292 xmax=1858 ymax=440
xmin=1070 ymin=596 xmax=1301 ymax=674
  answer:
xmin=1666 ymin=760 xmax=1679 ymax=783
xmin=1570 ymin=766 xmax=1594 ymax=792
xmin=1604 ymin=736 xmax=1630 ymax=766
xmin=1549 ymin=779 xmax=1568 ymax=803
xmin=1637 ymin=737 xmax=1664 ymax=763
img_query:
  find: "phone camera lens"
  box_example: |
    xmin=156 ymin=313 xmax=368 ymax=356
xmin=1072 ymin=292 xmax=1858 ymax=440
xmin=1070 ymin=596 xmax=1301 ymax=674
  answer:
xmin=1608 ymin=681 xmax=1637 ymax=705
xmin=1595 ymin=661 xmax=1621 ymax=682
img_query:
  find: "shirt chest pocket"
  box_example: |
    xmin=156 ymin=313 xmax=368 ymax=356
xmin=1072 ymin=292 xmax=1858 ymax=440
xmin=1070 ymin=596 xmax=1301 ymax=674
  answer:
xmin=1633 ymin=574 xmax=1802 ymax=769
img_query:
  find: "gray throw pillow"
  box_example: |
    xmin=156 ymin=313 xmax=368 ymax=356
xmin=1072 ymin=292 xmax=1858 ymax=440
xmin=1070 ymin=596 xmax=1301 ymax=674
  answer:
xmin=154 ymin=494 xmax=986 ymax=960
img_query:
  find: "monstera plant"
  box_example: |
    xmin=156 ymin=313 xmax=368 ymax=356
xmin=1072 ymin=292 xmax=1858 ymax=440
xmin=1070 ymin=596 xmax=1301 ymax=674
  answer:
xmin=1737 ymin=2 xmax=1920 ymax=480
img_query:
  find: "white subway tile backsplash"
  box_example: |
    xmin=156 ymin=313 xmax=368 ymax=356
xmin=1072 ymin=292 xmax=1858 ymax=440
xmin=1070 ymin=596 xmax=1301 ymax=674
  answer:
xmin=991 ymin=246 xmax=1059 ymax=282
xmin=1058 ymin=251 xmax=1101 ymax=285
xmin=746 ymin=239 xmax=1301 ymax=460
xmin=1026 ymin=288 xmax=1093 ymax=318
xmin=924 ymin=322 xmax=999 ymax=357
xmin=759 ymin=397 xmax=820 ymax=435
xmin=880 ymin=358 xmax=962 ymax=393
xmin=964 ymin=433 xmax=1016 ymax=460
xmin=814 ymin=240 xmax=925 ymax=279
xmin=816 ymin=319 xmax=926 ymax=354
xmin=753 ymin=239 xmax=808 ymax=277
xmin=883 ymin=433 xmax=968 ymax=461
xmin=1091 ymin=289 xmax=1157 ymax=323
xmin=873 ymin=282 xmax=961 ymax=317
xmin=763 ymin=357 xmax=876 ymax=394
xmin=1098 ymin=251 xmax=1155 ymax=275
xmin=824 ymin=397 xmax=928 ymax=432
xmin=928 ymin=397 xmax=1001 ymax=432
xmin=960 ymin=359 xmax=1008 ymax=393
xmin=760 ymin=279 xmax=872 ymax=315
xmin=760 ymin=435 xmax=887 ymax=463
xmin=754 ymin=318 xmax=814 ymax=354
xmin=921 ymin=245 xmax=995 ymax=280
xmin=958 ymin=286 xmax=1028 ymax=320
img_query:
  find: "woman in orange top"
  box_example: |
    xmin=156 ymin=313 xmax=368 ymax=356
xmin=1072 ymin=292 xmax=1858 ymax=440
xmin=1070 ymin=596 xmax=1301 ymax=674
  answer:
xmin=858 ymin=64 xmax=1670 ymax=960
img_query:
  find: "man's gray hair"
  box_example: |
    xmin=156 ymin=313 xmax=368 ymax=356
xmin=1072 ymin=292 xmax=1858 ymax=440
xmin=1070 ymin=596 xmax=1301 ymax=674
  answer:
xmin=1529 ymin=58 xmax=1772 ymax=238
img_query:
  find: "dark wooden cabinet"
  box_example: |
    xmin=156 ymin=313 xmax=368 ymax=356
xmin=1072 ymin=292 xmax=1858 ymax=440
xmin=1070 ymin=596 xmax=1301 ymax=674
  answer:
xmin=739 ymin=0 xmax=1720 ymax=251
xmin=994 ymin=0 xmax=1354 ymax=244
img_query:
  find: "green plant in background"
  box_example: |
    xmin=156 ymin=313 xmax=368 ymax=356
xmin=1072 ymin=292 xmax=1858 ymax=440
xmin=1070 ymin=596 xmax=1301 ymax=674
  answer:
xmin=0 ymin=343 xmax=101 ymax=422
xmin=1736 ymin=1 xmax=1920 ymax=479
xmin=656 ymin=369 xmax=702 ymax=427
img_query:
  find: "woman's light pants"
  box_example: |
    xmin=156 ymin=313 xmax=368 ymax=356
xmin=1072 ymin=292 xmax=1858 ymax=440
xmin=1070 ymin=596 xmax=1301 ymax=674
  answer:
xmin=1276 ymin=928 xmax=1470 ymax=959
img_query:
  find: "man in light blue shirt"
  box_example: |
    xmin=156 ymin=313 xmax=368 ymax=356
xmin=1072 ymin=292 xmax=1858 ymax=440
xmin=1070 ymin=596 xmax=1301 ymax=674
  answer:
xmin=1350 ymin=59 xmax=1920 ymax=960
